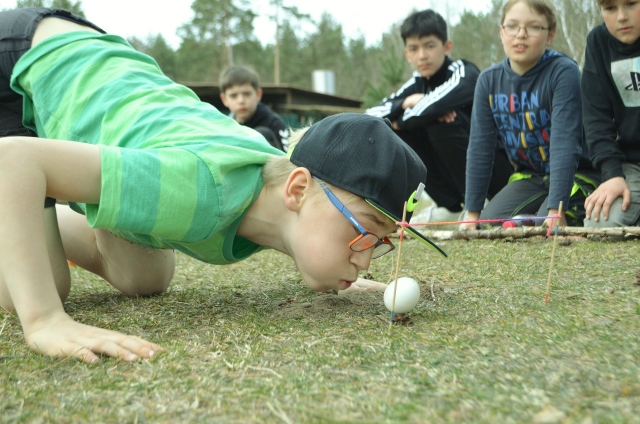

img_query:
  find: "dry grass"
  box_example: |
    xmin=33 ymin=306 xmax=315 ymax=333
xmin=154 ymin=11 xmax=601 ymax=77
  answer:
xmin=1 ymin=237 xmax=639 ymax=423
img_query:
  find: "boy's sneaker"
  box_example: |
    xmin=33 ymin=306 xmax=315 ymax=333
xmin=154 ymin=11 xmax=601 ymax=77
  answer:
xmin=410 ymin=205 xmax=464 ymax=230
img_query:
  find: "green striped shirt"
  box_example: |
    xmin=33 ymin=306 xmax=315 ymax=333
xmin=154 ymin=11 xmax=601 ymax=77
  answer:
xmin=11 ymin=32 xmax=284 ymax=264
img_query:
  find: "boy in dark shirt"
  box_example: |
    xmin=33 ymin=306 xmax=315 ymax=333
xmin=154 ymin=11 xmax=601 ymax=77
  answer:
xmin=581 ymin=0 xmax=640 ymax=227
xmin=366 ymin=9 xmax=512 ymax=226
xmin=220 ymin=65 xmax=290 ymax=152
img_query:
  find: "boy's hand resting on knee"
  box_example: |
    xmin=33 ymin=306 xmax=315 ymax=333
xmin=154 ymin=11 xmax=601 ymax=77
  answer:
xmin=584 ymin=177 xmax=631 ymax=222
xmin=24 ymin=311 xmax=161 ymax=364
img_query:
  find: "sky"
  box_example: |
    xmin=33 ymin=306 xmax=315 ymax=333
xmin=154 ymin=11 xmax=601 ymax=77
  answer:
xmin=0 ymin=0 xmax=493 ymax=48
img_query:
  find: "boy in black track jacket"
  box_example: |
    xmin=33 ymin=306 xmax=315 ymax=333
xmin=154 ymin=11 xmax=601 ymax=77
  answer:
xmin=366 ymin=9 xmax=512 ymax=224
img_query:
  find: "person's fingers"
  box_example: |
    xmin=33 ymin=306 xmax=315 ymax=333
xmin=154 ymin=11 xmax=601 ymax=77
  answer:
xmin=601 ymin=195 xmax=617 ymax=221
xmin=118 ymin=336 xmax=162 ymax=359
xmin=47 ymin=343 xmax=100 ymax=364
xmin=584 ymin=195 xmax=593 ymax=220
xmin=589 ymin=194 xmax=604 ymax=222
xmin=622 ymin=188 xmax=632 ymax=211
xmin=84 ymin=339 xmax=141 ymax=361
xmin=77 ymin=347 xmax=101 ymax=364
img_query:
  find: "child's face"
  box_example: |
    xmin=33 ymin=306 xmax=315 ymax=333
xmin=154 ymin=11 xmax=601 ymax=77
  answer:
xmin=404 ymin=35 xmax=453 ymax=80
xmin=500 ymin=1 xmax=555 ymax=75
xmin=292 ymin=185 xmax=397 ymax=293
xmin=601 ymin=0 xmax=640 ymax=44
xmin=220 ymin=83 xmax=261 ymax=124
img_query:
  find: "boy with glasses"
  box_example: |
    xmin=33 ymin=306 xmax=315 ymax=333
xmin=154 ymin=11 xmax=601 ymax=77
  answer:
xmin=0 ymin=8 xmax=445 ymax=364
xmin=366 ymin=9 xmax=513 ymax=228
xmin=461 ymin=0 xmax=599 ymax=229
xmin=581 ymin=0 xmax=640 ymax=227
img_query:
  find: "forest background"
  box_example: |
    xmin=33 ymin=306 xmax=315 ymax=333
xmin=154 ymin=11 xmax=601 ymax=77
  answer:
xmin=14 ymin=0 xmax=601 ymax=108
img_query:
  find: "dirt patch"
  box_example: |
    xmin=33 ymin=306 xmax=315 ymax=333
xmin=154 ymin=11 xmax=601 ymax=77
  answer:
xmin=274 ymin=279 xmax=446 ymax=319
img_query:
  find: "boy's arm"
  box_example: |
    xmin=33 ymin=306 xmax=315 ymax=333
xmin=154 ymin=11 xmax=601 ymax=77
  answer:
xmin=546 ymin=60 xmax=584 ymax=215
xmin=0 ymin=138 xmax=160 ymax=364
xmin=461 ymin=72 xmax=499 ymax=229
xmin=364 ymin=74 xmax=421 ymax=122
xmin=395 ymin=60 xmax=479 ymax=130
xmin=581 ymin=32 xmax=631 ymax=220
xmin=581 ymin=32 xmax=626 ymax=181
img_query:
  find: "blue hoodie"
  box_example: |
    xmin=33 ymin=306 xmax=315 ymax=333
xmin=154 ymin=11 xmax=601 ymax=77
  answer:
xmin=465 ymin=50 xmax=590 ymax=212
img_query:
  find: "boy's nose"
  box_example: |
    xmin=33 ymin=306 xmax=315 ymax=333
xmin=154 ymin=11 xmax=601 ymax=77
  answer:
xmin=350 ymin=249 xmax=373 ymax=271
xmin=618 ymin=9 xmax=629 ymax=21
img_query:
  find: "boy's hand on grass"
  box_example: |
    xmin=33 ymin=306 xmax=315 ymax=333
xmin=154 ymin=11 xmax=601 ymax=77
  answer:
xmin=24 ymin=311 xmax=162 ymax=364
xmin=338 ymin=277 xmax=387 ymax=295
xmin=584 ymin=176 xmax=631 ymax=222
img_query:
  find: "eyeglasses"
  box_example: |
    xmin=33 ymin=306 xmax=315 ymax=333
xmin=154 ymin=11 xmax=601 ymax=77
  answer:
xmin=317 ymin=180 xmax=395 ymax=259
xmin=501 ymin=24 xmax=549 ymax=38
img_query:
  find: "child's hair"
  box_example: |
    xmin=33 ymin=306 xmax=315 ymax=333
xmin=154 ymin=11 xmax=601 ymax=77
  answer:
xmin=262 ymin=127 xmax=309 ymax=186
xmin=219 ymin=65 xmax=261 ymax=92
xmin=501 ymin=0 xmax=557 ymax=31
xmin=595 ymin=0 xmax=612 ymax=6
xmin=400 ymin=9 xmax=448 ymax=44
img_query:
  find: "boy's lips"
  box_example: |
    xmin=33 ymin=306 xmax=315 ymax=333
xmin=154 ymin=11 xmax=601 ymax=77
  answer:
xmin=339 ymin=280 xmax=353 ymax=290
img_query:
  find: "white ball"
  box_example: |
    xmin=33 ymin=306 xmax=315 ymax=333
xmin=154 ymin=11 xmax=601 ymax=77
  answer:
xmin=384 ymin=277 xmax=421 ymax=313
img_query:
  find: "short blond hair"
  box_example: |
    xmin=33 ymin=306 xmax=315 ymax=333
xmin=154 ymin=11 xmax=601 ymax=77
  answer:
xmin=501 ymin=0 xmax=557 ymax=31
xmin=261 ymin=126 xmax=310 ymax=186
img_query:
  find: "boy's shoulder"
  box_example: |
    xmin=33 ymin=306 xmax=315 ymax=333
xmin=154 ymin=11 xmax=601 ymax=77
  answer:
xmin=478 ymin=59 xmax=508 ymax=77
xmin=256 ymin=102 xmax=283 ymax=120
xmin=440 ymin=57 xmax=480 ymax=74
xmin=246 ymin=102 xmax=286 ymax=127
xmin=587 ymin=22 xmax=608 ymax=42
xmin=456 ymin=58 xmax=481 ymax=71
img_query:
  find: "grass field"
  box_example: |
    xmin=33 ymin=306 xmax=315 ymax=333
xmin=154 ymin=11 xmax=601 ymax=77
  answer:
xmin=1 ymin=236 xmax=639 ymax=423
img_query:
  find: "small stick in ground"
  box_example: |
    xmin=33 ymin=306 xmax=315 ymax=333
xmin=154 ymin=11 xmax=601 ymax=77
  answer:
xmin=389 ymin=201 xmax=408 ymax=331
xmin=545 ymin=201 xmax=563 ymax=304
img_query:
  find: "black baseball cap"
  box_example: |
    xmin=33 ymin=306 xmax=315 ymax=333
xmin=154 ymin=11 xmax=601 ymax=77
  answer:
xmin=288 ymin=113 xmax=447 ymax=257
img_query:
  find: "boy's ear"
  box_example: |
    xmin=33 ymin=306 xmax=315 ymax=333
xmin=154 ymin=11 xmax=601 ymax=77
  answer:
xmin=444 ymin=40 xmax=453 ymax=56
xmin=256 ymin=87 xmax=263 ymax=101
xmin=283 ymin=167 xmax=313 ymax=212
xmin=220 ymin=93 xmax=229 ymax=108
xmin=546 ymin=28 xmax=556 ymax=45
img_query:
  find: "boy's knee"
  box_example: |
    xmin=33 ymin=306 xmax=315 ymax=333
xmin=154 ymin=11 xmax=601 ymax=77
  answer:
xmin=584 ymin=198 xmax=640 ymax=227
xmin=118 ymin=271 xmax=173 ymax=297
xmin=0 ymin=137 xmax=29 ymax=160
xmin=106 ymin=252 xmax=175 ymax=297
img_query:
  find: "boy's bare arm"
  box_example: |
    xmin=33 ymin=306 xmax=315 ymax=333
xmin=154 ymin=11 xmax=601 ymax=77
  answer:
xmin=0 ymin=137 xmax=160 ymax=363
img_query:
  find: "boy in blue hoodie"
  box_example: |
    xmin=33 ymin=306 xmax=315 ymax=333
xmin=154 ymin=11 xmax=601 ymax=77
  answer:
xmin=461 ymin=0 xmax=598 ymax=229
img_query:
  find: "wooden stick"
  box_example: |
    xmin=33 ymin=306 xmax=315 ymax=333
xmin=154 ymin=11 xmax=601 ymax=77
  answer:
xmin=389 ymin=201 xmax=408 ymax=331
xmin=396 ymin=226 xmax=640 ymax=241
xmin=545 ymin=201 xmax=563 ymax=304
